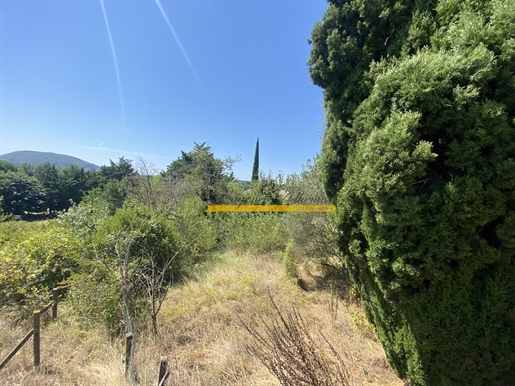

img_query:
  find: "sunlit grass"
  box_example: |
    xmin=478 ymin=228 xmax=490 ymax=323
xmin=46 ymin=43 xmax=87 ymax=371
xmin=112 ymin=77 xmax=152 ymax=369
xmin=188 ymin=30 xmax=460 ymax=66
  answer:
xmin=0 ymin=250 xmax=402 ymax=385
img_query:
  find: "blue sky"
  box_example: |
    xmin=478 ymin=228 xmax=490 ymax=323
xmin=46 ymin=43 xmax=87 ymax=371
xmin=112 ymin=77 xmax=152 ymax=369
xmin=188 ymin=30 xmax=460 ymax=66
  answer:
xmin=0 ymin=0 xmax=328 ymax=180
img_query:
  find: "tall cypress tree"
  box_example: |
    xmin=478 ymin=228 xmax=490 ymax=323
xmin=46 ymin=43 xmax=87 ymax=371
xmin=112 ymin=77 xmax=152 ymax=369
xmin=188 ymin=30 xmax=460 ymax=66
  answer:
xmin=251 ymin=138 xmax=259 ymax=181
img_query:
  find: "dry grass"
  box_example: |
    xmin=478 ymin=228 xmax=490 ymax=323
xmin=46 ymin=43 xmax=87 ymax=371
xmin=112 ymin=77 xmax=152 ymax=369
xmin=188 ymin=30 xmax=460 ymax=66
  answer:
xmin=241 ymin=293 xmax=351 ymax=386
xmin=0 ymin=308 xmax=129 ymax=385
xmin=0 ymin=250 xmax=402 ymax=385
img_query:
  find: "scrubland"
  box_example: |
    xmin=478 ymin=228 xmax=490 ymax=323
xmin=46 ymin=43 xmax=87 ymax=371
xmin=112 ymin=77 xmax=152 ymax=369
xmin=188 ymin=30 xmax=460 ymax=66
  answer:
xmin=1 ymin=249 xmax=401 ymax=385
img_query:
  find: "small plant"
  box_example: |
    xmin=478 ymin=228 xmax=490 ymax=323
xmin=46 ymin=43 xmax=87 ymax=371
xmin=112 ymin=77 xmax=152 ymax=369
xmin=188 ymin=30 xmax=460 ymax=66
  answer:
xmin=282 ymin=241 xmax=299 ymax=279
xmin=241 ymin=293 xmax=351 ymax=386
xmin=328 ymin=284 xmax=339 ymax=323
xmin=349 ymin=307 xmax=376 ymax=340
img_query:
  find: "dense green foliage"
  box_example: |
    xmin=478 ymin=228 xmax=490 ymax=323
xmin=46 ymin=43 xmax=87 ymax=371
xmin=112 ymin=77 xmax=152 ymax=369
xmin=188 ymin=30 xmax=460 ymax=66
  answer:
xmin=0 ymin=221 xmax=81 ymax=307
xmin=161 ymin=142 xmax=234 ymax=203
xmin=0 ymin=156 xmax=137 ymax=215
xmin=309 ymin=0 xmax=515 ymax=384
xmin=0 ymin=160 xmax=17 ymax=173
xmin=96 ymin=156 xmax=135 ymax=184
xmin=245 ymin=176 xmax=283 ymax=205
xmin=222 ymin=213 xmax=288 ymax=254
xmin=0 ymin=144 xmax=336 ymax=341
xmin=34 ymin=163 xmax=87 ymax=211
xmin=0 ymin=171 xmax=45 ymax=214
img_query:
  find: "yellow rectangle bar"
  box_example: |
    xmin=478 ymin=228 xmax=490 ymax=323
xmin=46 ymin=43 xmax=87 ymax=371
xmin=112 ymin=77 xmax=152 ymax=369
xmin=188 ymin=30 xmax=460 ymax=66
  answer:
xmin=205 ymin=205 xmax=335 ymax=213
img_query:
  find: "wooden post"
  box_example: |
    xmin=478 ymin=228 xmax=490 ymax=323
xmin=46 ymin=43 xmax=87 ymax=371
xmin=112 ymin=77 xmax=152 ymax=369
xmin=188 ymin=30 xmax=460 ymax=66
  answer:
xmin=125 ymin=333 xmax=133 ymax=377
xmin=52 ymin=288 xmax=58 ymax=319
xmin=33 ymin=311 xmax=40 ymax=366
xmin=158 ymin=356 xmax=168 ymax=386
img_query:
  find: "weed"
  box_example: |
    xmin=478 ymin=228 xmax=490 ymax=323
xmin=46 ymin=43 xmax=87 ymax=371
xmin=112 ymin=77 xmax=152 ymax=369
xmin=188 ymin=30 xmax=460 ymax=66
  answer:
xmin=241 ymin=292 xmax=351 ymax=386
xmin=282 ymin=241 xmax=299 ymax=279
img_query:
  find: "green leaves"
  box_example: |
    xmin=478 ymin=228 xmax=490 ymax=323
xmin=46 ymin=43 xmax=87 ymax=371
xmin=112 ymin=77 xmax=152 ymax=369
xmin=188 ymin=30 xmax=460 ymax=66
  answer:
xmin=311 ymin=0 xmax=515 ymax=384
xmin=161 ymin=143 xmax=234 ymax=204
xmin=0 ymin=171 xmax=45 ymax=215
xmin=0 ymin=222 xmax=80 ymax=306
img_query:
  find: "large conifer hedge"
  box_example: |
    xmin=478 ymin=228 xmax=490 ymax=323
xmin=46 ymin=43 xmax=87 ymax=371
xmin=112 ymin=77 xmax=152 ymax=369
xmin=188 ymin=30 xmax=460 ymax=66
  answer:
xmin=309 ymin=1 xmax=515 ymax=384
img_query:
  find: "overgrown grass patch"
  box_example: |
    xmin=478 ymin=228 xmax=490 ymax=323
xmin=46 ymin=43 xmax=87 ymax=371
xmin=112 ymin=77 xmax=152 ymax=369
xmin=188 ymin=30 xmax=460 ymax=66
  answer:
xmin=0 ymin=249 xmax=401 ymax=385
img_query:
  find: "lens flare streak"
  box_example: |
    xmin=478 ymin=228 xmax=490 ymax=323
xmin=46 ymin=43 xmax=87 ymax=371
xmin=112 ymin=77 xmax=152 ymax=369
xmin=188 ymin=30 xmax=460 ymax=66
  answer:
xmin=154 ymin=0 xmax=204 ymax=90
xmin=99 ymin=0 xmax=125 ymax=124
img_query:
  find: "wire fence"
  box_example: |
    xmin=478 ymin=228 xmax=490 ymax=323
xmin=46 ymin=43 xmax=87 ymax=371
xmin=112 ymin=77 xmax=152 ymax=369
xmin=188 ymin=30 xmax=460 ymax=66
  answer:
xmin=0 ymin=288 xmax=60 ymax=371
xmin=1 ymin=288 xmax=170 ymax=385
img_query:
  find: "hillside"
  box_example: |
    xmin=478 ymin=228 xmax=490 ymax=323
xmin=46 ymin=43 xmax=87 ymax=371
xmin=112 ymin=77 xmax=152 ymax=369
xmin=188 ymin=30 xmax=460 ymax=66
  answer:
xmin=0 ymin=151 xmax=99 ymax=170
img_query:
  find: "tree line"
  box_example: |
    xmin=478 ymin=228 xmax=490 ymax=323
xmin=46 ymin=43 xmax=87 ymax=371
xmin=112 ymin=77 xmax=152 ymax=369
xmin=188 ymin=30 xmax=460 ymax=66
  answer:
xmin=0 ymin=157 xmax=134 ymax=215
xmin=0 ymin=141 xmax=295 ymax=217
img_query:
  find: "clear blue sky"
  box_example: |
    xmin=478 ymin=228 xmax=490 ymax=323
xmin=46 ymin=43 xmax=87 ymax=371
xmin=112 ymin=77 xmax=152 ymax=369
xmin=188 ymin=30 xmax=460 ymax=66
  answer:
xmin=0 ymin=0 xmax=328 ymax=180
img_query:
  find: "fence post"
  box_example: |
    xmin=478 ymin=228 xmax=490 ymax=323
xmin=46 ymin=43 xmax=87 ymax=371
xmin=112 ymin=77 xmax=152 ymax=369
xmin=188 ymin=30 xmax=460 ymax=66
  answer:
xmin=125 ymin=333 xmax=133 ymax=378
xmin=158 ymin=356 xmax=168 ymax=386
xmin=33 ymin=311 xmax=40 ymax=366
xmin=52 ymin=288 xmax=58 ymax=319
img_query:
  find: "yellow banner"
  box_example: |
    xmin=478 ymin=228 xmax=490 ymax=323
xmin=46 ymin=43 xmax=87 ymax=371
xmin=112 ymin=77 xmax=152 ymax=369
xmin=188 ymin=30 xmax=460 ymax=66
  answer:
xmin=205 ymin=205 xmax=335 ymax=213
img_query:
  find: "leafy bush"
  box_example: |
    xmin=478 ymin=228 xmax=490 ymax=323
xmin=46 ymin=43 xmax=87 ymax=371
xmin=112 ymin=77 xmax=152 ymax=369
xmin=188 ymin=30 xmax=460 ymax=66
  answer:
xmin=58 ymin=181 xmax=128 ymax=238
xmin=76 ymin=203 xmax=185 ymax=333
xmin=0 ymin=222 xmax=80 ymax=307
xmin=90 ymin=203 xmax=181 ymax=270
xmin=64 ymin=265 xmax=121 ymax=332
xmin=244 ymin=176 xmax=283 ymax=205
xmin=222 ymin=213 xmax=288 ymax=254
xmin=173 ymin=196 xmax=218 ymax=261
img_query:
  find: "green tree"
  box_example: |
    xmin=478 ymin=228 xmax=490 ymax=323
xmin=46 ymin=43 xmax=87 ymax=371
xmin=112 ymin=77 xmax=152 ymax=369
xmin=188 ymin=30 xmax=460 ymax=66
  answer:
xmin=98 ymin=157 xmax=135 ymax=183
xmin=36 ymin=163 xmax=61 ymax=211
xmin=28 ymin=163 xmax=87 ymax=212
xmin=58 ymin=181 xmax=128 ymax=238
xmin=89 ymin=204 xmax=182 ymax=333
xmin=161 ymin=143 xmax=234 ymax=203
xmin=0 ymin=171 xmax=45 ymax=215
xmin=16 ymin=162 xmax=88 ymax=211
xmin=245 ymin=176 xmax=282 ymax=205
xmin=58 ymin=165 xmax=87 ymax=209
xmin=0 ymin=160 xmax=17 ymax=173
xmin=252 ymin=138 xmax=260 ymax=182
xmin=310 ymin=0 xmax=515 ymax=385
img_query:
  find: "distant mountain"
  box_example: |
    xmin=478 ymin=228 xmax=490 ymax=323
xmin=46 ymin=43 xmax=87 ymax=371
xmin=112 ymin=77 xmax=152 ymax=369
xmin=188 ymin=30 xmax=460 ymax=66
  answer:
xmin=0 ymin=151 xmax=99 ymax=171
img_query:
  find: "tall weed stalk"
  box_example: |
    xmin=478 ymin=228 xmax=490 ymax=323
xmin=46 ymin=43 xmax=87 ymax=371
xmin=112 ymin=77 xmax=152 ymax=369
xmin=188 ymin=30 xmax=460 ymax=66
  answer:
xmin=241 ymin=293 xmax=351 ymax=386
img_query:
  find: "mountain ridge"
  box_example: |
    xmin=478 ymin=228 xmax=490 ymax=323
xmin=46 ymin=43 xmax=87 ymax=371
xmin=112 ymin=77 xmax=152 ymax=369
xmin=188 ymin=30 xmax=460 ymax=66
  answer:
xmin=0 ymin=150 xmax=99 ymax=170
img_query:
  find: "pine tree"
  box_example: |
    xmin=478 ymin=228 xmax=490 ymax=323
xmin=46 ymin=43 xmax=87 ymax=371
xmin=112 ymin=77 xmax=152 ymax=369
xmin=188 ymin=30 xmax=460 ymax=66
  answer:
xmin=161 ymin=143 xmax=234 ymax=203
xmin=252 ymin=138 xmax=259 ymax=182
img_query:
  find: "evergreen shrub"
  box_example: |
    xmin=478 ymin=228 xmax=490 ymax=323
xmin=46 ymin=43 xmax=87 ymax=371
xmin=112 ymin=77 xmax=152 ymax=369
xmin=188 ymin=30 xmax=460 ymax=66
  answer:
xmin=309 ymin=0 xmax=515 ymax=384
